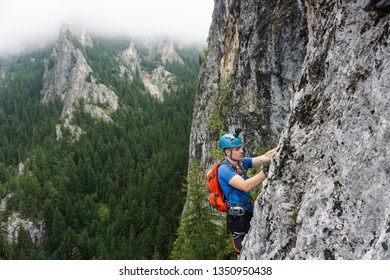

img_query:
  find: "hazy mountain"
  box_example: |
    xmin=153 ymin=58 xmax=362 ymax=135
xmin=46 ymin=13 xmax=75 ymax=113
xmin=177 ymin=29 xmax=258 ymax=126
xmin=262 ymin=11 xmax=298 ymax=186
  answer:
xmin=0 ymin=26 xmax=202 ymax=260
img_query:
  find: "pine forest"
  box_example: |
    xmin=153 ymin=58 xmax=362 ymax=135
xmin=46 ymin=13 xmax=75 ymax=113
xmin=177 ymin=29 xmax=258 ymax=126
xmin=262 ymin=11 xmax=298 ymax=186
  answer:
xmin=0 ymin=35 xmax=202 ymax=259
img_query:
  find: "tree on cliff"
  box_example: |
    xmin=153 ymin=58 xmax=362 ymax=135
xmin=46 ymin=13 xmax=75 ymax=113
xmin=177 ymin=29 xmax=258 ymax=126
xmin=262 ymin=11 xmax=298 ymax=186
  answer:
xmin=171 ymin=161 xmax=232 ymax=259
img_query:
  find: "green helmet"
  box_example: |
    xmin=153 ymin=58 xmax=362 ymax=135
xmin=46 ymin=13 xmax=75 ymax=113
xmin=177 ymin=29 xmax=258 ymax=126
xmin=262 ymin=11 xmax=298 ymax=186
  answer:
xmin=219 ymin=133 xmax=243 ymax=150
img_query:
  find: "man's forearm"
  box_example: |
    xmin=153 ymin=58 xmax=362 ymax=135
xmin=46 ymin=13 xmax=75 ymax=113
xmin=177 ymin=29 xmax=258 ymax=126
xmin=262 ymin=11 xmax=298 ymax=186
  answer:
xmin=252 ymin=147 xmax=277 ymax=167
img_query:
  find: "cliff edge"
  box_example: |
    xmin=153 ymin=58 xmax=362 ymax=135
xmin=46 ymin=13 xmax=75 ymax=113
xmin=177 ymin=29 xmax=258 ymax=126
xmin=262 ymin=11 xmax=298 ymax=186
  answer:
xmin=189 ymin=0 xmax=390 ymax=259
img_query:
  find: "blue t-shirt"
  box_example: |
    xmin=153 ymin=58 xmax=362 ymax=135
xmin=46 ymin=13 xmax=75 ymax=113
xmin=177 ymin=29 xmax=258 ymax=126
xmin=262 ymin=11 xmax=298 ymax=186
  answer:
xmin=218 ymin=157 xmax=253 ymax=211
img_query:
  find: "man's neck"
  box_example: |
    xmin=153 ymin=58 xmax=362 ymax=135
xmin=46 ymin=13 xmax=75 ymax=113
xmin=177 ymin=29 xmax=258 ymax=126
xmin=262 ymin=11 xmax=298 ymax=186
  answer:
xmin=226 ymin=157 xmax=239 ymax=166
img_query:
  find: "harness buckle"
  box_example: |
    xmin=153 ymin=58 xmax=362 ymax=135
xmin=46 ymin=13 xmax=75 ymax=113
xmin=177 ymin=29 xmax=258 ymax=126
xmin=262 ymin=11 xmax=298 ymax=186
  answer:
xmin=228 ymin=206 xmax=246 ymax=216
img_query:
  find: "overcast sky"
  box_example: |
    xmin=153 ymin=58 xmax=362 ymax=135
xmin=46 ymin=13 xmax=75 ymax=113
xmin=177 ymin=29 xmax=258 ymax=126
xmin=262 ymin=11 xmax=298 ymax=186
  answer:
xmin=0 ymin=0 xmax=214 ymax=55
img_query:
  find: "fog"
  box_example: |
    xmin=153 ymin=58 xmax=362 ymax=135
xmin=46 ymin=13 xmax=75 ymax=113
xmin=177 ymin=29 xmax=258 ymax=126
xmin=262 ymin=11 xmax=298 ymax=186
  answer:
xmin=0 ymin=0 xmax=214 ymax=55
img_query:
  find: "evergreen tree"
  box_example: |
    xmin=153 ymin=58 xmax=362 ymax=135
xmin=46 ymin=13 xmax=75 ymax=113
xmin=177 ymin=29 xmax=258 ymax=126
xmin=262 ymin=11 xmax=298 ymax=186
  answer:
xmin=13 ymin=226 xmax=36 ymax=260
xmin=0 ymin=222 xmax=8 ymax=259
xmin=171 ymin=161 xmax=229 ymax=259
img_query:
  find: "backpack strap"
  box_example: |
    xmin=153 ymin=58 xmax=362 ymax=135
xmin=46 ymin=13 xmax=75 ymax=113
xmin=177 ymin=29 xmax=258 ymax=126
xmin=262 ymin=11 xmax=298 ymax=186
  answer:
xmin=221 ymin=160 xmax=248 ymax=177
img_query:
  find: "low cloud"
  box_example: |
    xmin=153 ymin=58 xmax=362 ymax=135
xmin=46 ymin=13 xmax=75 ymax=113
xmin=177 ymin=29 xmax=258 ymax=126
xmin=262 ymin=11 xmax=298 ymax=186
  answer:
xmin=0 ymin=0 xmax=214 ymax=55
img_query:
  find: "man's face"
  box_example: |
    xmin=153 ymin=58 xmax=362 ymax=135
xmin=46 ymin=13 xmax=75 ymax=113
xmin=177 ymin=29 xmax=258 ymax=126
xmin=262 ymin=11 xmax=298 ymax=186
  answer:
xmin=227 ymin=146 xmax=243 ymax=161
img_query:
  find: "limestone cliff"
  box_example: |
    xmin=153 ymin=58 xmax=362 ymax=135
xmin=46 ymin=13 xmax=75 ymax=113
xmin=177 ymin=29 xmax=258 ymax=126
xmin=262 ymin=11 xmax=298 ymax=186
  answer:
xmin=241 ymin=0 xmax=390 ymax=260
xmin=116 ymin=40 xmax=180 ymax=101
xmin=189 ymin=0 xmax=390 ymax=259
xmin=141 ymin=65 xmax=175 ymax=101
xmin=41 ymin=27 xmax=183 ymax=140
xmin=190 ymin=0 xmax=307 ymax=167
xmin=42 ymin=27 xmax=119 ymax=140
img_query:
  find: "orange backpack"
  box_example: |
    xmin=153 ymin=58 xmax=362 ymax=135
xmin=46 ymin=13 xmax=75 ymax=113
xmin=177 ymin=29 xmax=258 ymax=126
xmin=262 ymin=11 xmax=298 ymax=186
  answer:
xmin=205 ymin=161 xmax=234 ymax=212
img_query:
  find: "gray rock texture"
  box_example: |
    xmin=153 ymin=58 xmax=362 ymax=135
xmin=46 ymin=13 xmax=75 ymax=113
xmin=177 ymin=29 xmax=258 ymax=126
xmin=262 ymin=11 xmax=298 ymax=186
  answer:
xmin=189 ymin=0 xmax=307 ymax=168
xmin=119 ymin=42 xmax=140 ymax=81
xmin=188 ymin=0 xmax=390 ymax=259
xmin=41 ymin=28 xmax=181 ymax=140
xmin=42 ymin=27 xmax=119 ymax=139
xmin=240 ymin=0 xmax=390 ymax=259
xmin=118 ymin=40 xmax=180 ymax=101
xmin=7 ymin=213 xmax=44 ymax=246
xmin=141 ymin=65 xmax=175 ymax=102
xmin=159 ymin=41 xmax=184 ymax=65
xmin=0 ymin=196 xmax=44 ymax=246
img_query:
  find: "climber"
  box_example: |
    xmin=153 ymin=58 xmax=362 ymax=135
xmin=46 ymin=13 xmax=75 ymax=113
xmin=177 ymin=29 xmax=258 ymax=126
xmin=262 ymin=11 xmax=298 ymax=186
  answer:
xmin=218 ymin=129 xmax=277 ymax=254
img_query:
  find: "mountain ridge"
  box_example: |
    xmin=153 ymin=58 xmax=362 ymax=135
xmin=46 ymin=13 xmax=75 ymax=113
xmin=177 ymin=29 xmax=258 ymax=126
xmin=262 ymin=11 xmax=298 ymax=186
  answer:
xmin=0 ymin=27 xmax=201 ymax=259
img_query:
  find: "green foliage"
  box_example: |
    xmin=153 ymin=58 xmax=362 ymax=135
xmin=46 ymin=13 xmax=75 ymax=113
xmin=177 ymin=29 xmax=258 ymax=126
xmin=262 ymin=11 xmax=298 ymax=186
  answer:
xmin=210 ymin=148 xmax=224 ymax=161
xmin=198 ymin=48 xmax=208 ymax=69
xmin=208 ymin=84 xmax=234 ymax=137
xmin=0 ymin=38 xmax=201 ymax=260
xmin=171 ymin=160 xmax=231 ymax=259
xmin=10 ymin=227 xmax=37 ymax=260
xmin=209 ymin=130 xmax=228 ymax=161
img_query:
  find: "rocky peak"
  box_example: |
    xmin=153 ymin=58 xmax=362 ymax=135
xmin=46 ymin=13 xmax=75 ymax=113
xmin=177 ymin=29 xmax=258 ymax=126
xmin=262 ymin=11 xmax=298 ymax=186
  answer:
xmin=143 ymin=40 xmax=184 ymax=65
xmin=75 ymin=30 xmax=94 ymax=48
xmin=119 ymin=42 xmax=140 ymax=80
xmin=41 ymin=27 xmax=118 ymax=140
xmin=141 ymin=65 xmax=175 ymax=102
xmin=61 ymin=23 xmax=94 ymax=48
xmin=117 ymin=39 xmax=180 ymax=102
xmin=160 ymin=41 xmax=184 ymax=65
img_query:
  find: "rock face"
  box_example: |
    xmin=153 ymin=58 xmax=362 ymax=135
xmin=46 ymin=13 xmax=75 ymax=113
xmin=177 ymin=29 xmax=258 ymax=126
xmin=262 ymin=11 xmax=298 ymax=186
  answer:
xmin=41 ymin=27 xmax=182 ymax=140
xmin=240 ymin=0 xmax=390 ymax=260
xmin=7 ymin=213 xmax=44 ymax=246
xmin=118 ymin=40 xmax=180 ymax=101
xmin=119 ymin=42 xmax=140 ymax=81
xmin=189 ymin=0 xmax=390 ymax=259
xmin=189 ymin=0 xmax=307 ymax=168
xmin=141 ymin=65 xmax=175 ymax=101
xmin=0 ymin=197 xmax=44 ymax=246
xmin=138 ymin=40 xmax=181 ymax=101
xmin=160 ymin=41 xmax=184 ymax=65
xmin=42 ymin=27 xmax=119 ymax=139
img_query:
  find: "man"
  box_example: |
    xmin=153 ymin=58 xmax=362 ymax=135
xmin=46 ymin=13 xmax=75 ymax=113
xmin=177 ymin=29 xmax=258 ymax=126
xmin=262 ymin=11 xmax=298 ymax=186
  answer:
xmin=218 ymin=132 xmax=276 ymax=253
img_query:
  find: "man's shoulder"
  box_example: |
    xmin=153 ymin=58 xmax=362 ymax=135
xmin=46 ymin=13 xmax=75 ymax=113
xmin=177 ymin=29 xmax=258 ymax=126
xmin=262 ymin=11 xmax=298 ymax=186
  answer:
xmin=218 ymin=161 xmax=234 ymax=171
xmin=218 ymin=162 xmax=236 ymax=176
xmin=218 ymin=162 xmax=237 ymax=184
